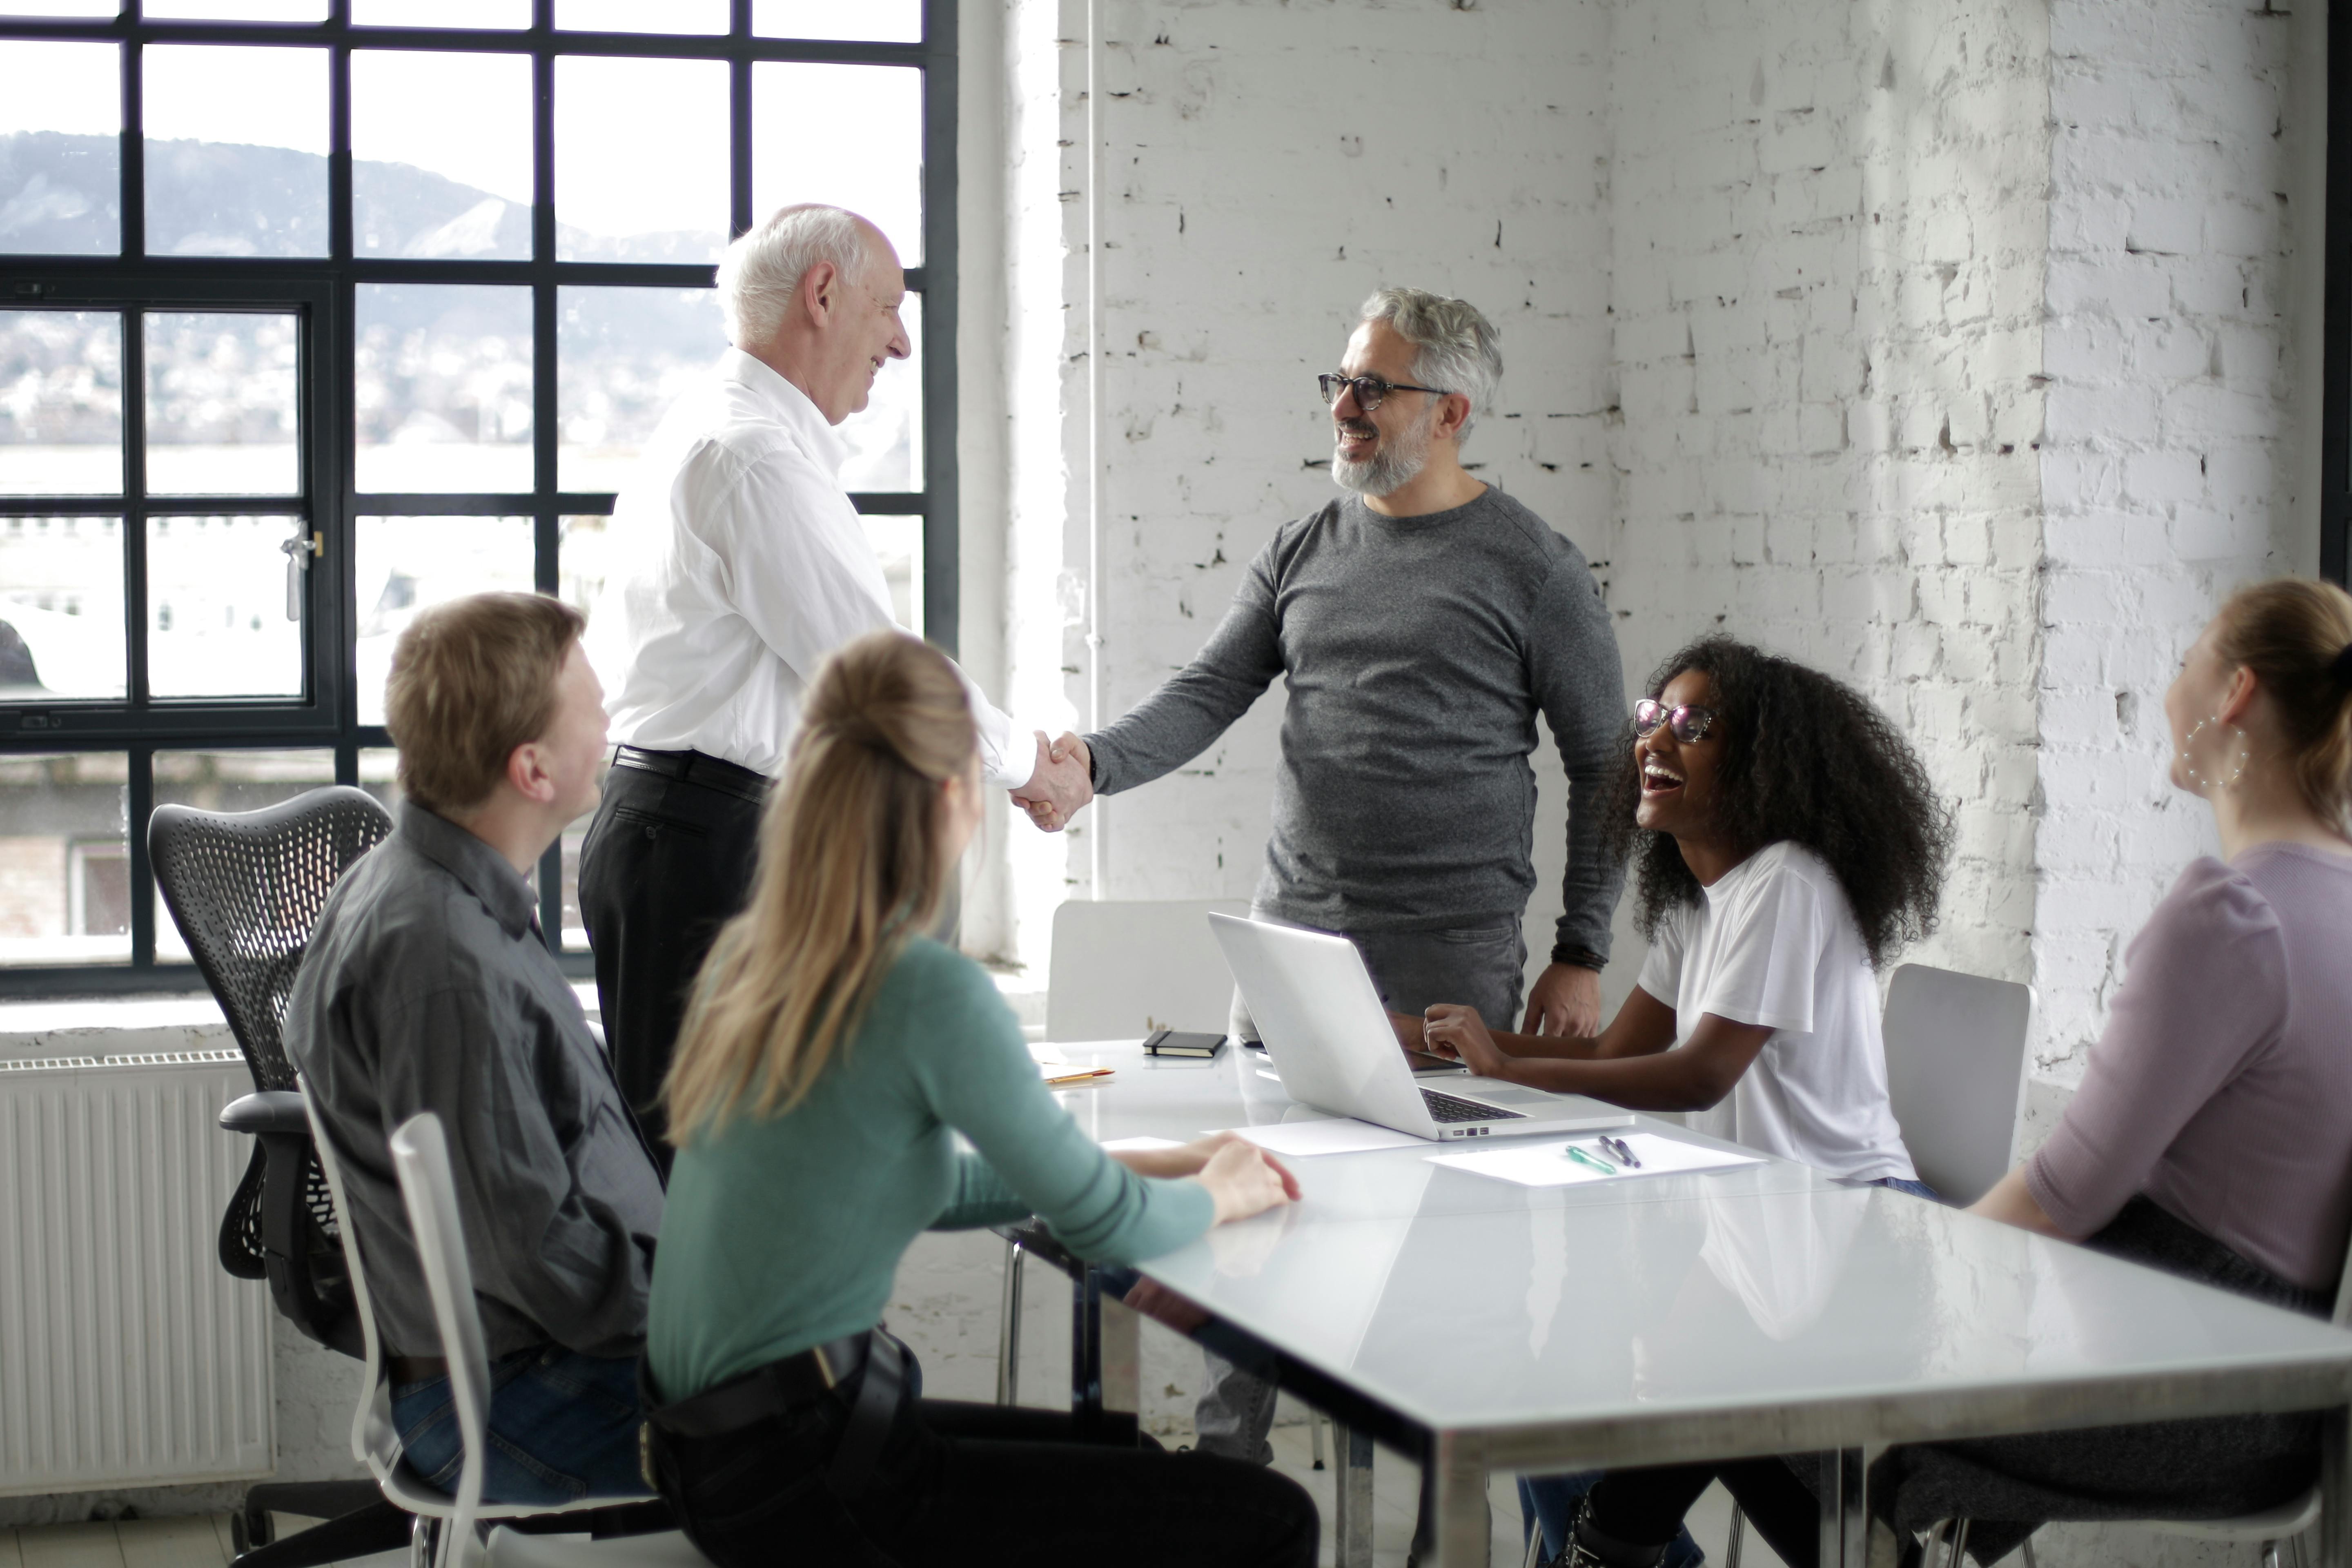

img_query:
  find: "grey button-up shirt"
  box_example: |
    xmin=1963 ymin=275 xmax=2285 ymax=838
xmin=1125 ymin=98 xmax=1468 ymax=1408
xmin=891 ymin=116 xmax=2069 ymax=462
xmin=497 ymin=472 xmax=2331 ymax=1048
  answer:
xmin=288 ymin=801 xmax=664 ymax=1361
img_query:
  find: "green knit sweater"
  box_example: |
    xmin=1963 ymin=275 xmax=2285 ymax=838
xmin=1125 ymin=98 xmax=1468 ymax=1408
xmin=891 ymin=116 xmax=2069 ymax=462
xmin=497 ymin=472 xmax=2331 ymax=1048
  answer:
xmin=648 ymin=936 xmax=1215 ymax=1399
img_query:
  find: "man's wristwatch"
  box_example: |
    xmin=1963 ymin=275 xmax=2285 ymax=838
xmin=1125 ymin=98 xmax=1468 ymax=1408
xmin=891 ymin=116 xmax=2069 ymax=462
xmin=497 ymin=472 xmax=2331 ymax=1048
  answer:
xmin=1550 ymin=944 xmax=1605 ymax=971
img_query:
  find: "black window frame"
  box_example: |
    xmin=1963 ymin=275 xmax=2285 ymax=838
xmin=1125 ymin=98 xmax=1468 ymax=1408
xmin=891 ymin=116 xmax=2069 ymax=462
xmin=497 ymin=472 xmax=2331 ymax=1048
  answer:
xmin=0 ymin=0 xmax=957 ymax=996
xmin=2328 ymin=0 xmax=2352 ymax=587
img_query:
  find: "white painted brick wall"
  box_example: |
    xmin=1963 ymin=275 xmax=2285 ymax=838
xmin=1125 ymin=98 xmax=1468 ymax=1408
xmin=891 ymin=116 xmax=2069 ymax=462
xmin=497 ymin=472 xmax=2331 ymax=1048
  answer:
xmin=1604 ymin=0 xmax=2049 ymax=999
xmin=1000 ymin=0 xmax=1619 ymax=989
xmin=2030 ymin=0 xmax=2317 ymax=1074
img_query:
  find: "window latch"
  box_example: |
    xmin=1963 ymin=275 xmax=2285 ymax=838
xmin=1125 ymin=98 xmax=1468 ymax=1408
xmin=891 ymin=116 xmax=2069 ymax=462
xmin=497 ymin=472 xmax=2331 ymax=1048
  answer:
xmin=280 ymin=530 xmax=323 ymax=621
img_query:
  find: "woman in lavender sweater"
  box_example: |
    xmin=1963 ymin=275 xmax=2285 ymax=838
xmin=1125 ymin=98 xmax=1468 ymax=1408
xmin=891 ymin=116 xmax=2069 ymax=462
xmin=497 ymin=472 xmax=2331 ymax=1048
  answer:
xmin=1869 ymin=578 xmax=2352 ymax=1567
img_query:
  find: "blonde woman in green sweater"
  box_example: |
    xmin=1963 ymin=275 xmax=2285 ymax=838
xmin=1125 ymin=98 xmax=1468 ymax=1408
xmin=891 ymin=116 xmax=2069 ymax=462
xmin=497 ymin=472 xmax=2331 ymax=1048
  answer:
xmin=641 ymin=629 xmax=1316 ymax=1568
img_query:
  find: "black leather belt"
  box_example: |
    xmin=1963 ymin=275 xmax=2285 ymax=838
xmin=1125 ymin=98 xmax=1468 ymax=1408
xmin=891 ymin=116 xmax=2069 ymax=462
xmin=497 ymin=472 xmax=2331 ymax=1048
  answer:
xmin=641 ymin=1327 xmax=905 ymax=1492
xmin=610 ymin=746 xmax=770 ymax=806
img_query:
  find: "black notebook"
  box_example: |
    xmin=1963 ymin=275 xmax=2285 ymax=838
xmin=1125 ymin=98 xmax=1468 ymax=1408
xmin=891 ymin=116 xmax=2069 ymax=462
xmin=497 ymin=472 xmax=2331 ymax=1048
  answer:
xmin=1142 ymin=1029 xmax=1227 ymax=1059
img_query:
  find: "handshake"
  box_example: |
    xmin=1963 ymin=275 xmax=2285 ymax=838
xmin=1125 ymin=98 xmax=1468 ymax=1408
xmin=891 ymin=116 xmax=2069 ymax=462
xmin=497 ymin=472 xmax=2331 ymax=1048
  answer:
xmin=1011 ymin=731 xmax=1094 ymax=833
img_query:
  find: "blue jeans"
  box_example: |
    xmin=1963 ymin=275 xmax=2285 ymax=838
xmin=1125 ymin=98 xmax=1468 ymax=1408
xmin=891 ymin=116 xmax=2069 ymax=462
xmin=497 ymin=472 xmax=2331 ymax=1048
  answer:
xmin=1519 ymin=1472 xmax=1704 ymax=1568
xmin=1873 ymin=1176 xmax=1940 ymax=1200
xmin=391 ymin=1345 xmax=646 ymax=1504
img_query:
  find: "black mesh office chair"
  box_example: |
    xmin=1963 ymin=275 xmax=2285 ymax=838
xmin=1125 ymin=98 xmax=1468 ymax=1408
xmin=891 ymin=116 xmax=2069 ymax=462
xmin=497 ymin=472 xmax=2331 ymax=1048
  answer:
xmin=150 ymin=785 xmax=407 ymax=1566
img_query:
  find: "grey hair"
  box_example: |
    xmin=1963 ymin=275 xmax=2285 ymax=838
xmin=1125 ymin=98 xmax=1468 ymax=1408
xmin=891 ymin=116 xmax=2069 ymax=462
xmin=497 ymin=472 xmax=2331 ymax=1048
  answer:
xmin=717 ymin=204 xmax=875 ymax=347
xmin=1357 ymin=287 xmax=1503 ymax=441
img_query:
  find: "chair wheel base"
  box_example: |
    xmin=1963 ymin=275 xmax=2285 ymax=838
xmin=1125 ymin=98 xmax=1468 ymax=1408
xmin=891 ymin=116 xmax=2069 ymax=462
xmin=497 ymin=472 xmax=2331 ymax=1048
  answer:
xmin=229 ymin=1510 xmax=272 ymax=1555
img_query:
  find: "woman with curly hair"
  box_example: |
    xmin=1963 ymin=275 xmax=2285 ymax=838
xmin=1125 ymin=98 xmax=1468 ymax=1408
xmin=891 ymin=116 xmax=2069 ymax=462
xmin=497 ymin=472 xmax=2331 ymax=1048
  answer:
xmin=1418 ymin=636 xmax=1953 ymax=1568
xmin=1419 ymin=634 xmax=1950 ymax=1190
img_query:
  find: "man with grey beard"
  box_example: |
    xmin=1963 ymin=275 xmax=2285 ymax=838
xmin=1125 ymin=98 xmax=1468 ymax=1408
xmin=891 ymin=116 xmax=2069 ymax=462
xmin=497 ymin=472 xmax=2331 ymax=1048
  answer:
xmin=1024 ymin=289 xmax=1628 ymax=1475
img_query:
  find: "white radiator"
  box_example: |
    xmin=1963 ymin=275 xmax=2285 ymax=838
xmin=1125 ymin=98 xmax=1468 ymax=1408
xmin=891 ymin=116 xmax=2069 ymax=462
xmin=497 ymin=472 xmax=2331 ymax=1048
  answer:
xmin=0 ymin=1050 xmax=275 ymax=1494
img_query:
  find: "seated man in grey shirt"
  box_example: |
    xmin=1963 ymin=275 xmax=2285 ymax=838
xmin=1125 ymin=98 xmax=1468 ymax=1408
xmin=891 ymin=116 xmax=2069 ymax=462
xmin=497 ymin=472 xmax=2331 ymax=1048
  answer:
xmin=289 ymin=591 xmax=663 ymax=1504
xmin=1030 ymin=290 xmax=1628 ymax=1468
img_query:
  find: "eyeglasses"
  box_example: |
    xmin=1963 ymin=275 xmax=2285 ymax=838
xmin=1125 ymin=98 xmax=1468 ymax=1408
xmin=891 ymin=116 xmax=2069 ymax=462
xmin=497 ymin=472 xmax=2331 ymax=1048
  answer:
xmin=1634 ymin=699 xmax=1719 ymax=743
xmin=1318 ymin=372 xmax=1450 ymax=411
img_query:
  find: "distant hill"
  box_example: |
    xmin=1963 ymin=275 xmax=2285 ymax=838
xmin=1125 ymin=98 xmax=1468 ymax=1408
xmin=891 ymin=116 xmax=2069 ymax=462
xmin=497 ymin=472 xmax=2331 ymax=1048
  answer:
xmin=0 ymin=133 xmax=117 ymax=256
xmin=2 ymin=132 xmax=728 ymax=451
xmin=0 ymin=131 xmax=722 ymax=266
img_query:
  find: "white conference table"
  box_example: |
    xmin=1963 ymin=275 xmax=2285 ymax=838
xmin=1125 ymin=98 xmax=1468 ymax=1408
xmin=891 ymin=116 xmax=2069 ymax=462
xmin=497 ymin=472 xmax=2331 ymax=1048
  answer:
xmin=1022 ymin=1039 xmax=2352 ymax=1568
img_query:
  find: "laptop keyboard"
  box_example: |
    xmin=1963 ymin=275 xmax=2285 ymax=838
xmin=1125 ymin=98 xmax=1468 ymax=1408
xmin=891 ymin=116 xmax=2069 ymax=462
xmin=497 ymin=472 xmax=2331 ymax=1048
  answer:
xmin=1422 ymin=1088 xmax=1524 ymax=1123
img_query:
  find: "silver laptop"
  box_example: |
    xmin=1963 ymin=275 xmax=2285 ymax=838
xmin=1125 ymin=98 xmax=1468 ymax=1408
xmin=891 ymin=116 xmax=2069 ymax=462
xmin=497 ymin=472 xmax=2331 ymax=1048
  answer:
xmin=1209 ymin=913 xmax=1636 ymax=1142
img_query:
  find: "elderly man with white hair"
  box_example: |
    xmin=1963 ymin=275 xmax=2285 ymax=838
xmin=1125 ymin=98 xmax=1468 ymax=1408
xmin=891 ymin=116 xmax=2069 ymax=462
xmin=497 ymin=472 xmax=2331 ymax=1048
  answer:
xmin=1034 ymin=289 xmax=1628 ymax=1481
xmin=581 ymin=205 xmax=1085 ymax=1157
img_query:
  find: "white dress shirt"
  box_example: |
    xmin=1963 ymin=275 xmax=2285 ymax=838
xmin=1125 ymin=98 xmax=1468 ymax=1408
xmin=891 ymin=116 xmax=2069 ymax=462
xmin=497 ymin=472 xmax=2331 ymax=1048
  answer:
xmin=588 ymin=349 xmax=1036 ymax=788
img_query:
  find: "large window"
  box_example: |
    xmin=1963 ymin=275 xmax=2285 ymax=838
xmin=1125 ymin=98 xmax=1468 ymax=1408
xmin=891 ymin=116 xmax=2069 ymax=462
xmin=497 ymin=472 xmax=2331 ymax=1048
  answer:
xmin=0 ymin=0 xmax=955 ymax=993
xmin=2329 ymin=2 xmax=2352 ymax=586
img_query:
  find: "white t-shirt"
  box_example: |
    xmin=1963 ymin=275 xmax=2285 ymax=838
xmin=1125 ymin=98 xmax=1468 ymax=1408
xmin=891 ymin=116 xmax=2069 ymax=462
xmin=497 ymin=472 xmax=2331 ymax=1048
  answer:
xmin=1634 ymin=841 xmax=1916 ymax=1183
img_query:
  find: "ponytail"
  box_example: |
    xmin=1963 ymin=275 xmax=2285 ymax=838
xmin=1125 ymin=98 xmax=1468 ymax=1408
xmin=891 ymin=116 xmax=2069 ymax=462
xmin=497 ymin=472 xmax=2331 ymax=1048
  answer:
xmin=2211 ymin=578 xmax=2352 ymax=829
xmin=664 ymin=630 xmax=977 ymax=1141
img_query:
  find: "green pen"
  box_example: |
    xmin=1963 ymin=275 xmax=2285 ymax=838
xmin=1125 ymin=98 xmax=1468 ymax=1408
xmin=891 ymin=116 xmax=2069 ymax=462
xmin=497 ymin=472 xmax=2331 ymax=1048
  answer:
xmin=1563 ymin=1144 xmax=1619 ymax=1176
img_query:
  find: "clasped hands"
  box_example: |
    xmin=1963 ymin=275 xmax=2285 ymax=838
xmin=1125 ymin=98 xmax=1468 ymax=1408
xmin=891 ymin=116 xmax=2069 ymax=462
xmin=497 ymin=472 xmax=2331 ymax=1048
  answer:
xmin=1010 ymin=731 xmax=1093 ymax=832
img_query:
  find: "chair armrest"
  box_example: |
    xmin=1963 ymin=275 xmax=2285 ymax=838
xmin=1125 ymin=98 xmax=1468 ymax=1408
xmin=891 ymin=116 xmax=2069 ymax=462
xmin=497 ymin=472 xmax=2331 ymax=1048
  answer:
xmin=222 ymin=1089 xmax=311 ymax=1137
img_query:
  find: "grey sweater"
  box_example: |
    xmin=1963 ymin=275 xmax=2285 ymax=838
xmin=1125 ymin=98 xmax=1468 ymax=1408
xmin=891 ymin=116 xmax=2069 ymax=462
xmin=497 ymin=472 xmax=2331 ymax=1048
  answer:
xmin=1085 ymin=488 xmax=1628 ymax=960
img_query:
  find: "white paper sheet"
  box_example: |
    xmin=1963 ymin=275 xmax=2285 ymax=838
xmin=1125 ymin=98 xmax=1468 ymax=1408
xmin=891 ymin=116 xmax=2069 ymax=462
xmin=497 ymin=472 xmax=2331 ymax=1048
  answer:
xmin=1426 ymin=1131 xmax=1764 ymax=1188
xmin=1100 ymin=1136 xmax=1184 ymax=1153
xmin=1216 ymin=1119 xmax=1429 ymax=1158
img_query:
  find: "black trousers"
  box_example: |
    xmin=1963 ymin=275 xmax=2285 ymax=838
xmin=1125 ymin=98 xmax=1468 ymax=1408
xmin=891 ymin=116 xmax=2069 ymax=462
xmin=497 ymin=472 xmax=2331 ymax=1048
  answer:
xmin=650 ymin=1358 xmax=1319 ymax=1568
xmin=577 ymin=758 xmax=766 ymax=1162
xmin=1867 ymin=1197 xmax=2329 ymax=1567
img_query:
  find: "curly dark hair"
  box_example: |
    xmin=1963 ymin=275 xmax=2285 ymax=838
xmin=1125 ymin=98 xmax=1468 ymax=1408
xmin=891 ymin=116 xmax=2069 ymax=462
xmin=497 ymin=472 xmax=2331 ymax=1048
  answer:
xmin=1604 ymin=635 xmax=1954 ymax=968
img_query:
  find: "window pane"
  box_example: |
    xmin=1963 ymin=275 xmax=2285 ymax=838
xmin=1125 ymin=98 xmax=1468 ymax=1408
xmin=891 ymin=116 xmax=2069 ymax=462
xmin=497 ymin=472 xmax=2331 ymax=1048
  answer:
xmin=145 ymin=45 xmax=328 ymax=258
xmin=557 ymin=287 xmax=722 ymax=492
xmin=356 ymin=746 xmax=400 ymax=809
xmin=0 ymin=40 xmax=119 ymax=256
xmin=558 ymin=512 xmax=608 ymax=617
xmin=353 ymin=0 xmax=528 ymax=25
xmin=557 ymin=0 xmax=725 ymax=32
xmin=557 ymin=817 xmax=588 ymax=951
xmin=145 ymin=312 xmax=301 ymax=497
xmin=840 ymin=290 xmax=920 ymax=491
xmin=353 ymin=51 xmax=532 ymax=262
xmin=0 ymin=2 xmax=120 ymax=15
xmin=753 ymin=62 xmax=922 ymax=266
xmin=0 ymin=515 xmax=126 ymax=699
xmin=860 ymin=513 xmax=923 ymax=637
xmin=355 ymin=514 xmax=532 ymax=725
xmin=555 ymin=56 xmax=727 ymax=263
xmin=0 ymin=310 xmax=122 ymax=496
xmin=148 ymin=513 xmax=305 ymax=698
xmin=145 ymin=0 xmax=326 ymax=17
xmin=756 ymin=0 xmax=919 ymax=42
xmin=0 ymin=751 xmax=129 ymax=967
xmin=356 ymin=286 xmax=533 ymax=494
xmin=152 ymin=748 xmax=335 ymax=962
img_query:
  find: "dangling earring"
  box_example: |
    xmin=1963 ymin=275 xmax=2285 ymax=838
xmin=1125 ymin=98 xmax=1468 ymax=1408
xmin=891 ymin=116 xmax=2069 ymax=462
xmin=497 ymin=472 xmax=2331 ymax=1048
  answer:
xmin=2179 ymin=716 xmax=2250 ymax=793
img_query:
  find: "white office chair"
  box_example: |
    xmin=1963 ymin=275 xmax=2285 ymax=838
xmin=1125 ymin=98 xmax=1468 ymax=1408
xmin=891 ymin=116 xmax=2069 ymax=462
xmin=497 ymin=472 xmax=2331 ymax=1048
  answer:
xmin=1044 ymin=897 xmax=1252 ymax=1041
xmin=1707 ymin=965 xmax=2036 ymax=1568
xmin=1880 ymin=964 xmax=2038 ymax=1206
xmin=299 ymin=1087 xmax=670 ymax=1568
xmin=1875 ymin=965 xmax=2341 ymax=1568
xmin=995 ymin=899 xmax=1250 ymax=1405
xmin=385 ymin=1112 xmax=713 ymax=1568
